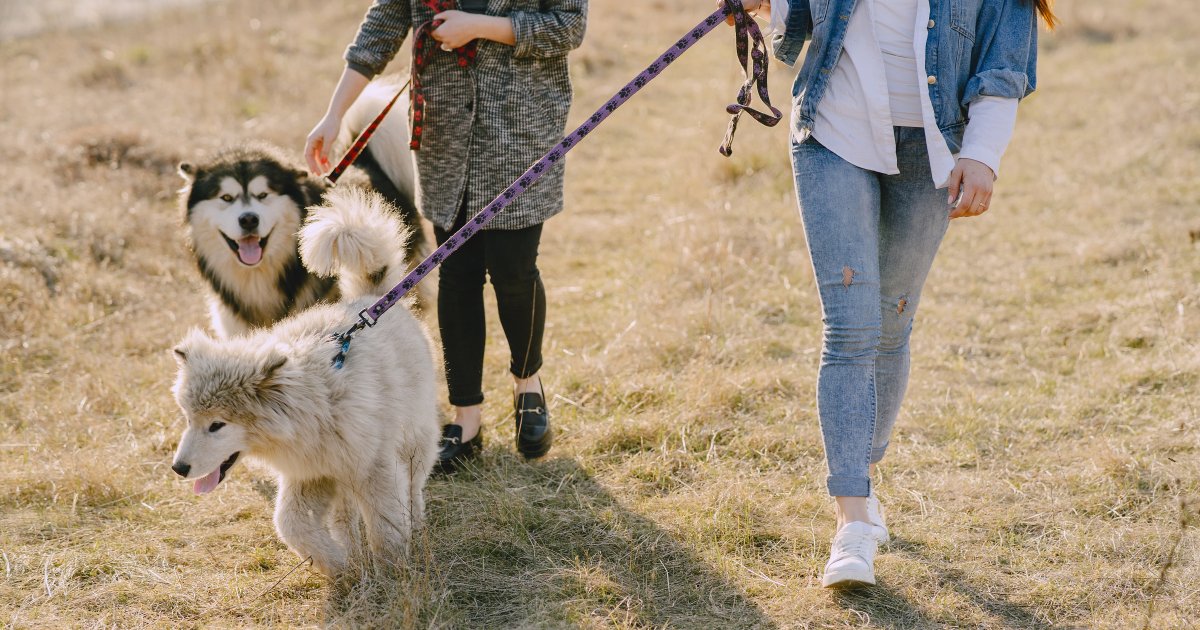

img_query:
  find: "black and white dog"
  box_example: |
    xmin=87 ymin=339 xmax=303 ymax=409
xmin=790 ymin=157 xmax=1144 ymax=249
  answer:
xmin=178 ymin=82 xmax=426 ymax=338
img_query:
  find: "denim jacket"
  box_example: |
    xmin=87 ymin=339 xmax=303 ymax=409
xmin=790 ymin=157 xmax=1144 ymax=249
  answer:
xmin=773 ymin=0 xmax=1038 ymax=153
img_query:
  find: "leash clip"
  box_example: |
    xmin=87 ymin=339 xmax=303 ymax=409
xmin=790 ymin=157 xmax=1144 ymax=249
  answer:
xmin=330 ymin=310 xmax=377 ymax=370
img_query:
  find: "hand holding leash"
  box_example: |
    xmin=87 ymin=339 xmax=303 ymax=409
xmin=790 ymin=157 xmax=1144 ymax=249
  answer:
xmin=305 ymin=114 xmax=342 ymax=176
xmin=305 ymin=67 xmax=372 ymax=177
xmin=431 ymin=11 xmax=479 ymax=49
xmin=720 ymin=0 xmax=769 ymax=25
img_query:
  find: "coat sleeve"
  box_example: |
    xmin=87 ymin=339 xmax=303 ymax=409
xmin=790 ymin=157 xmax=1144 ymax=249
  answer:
xmin=344 ymin=0 xmax=413 ymax=79
xmin=963 ymin=0 xmax=1039 ymax=106
xmin=510 ymin=0 xmax=588 ymax=60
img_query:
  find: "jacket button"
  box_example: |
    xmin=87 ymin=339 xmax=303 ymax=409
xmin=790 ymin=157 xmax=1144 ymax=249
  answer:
xmin=927 ymin=19 xmax=935 ymax=28
xmin=927 ymin=75 xmax=937 ymax=85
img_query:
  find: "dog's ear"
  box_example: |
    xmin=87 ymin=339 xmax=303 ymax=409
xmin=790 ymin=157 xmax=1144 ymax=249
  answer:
xmin=264 ymin=355 xmax=287 ymax=379
xmin=178 ymin=162 xmax=196 ymax=182
xmin=252 ymin=354 xmax=288 ymax=399
xmin=291 ymin=167 xmax=313 ymax=184
xmin=173 ymin=328 xmax=214 ymax=366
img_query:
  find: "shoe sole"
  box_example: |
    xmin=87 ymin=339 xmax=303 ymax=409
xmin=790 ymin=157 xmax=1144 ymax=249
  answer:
xmin=435 ymin=441 xmax=482 ymax=475
xmin=823 ymin=577 xmax=876 ymax=589
xmin=517 ymin=424 xmax=553 ymax=460
xmin=822 ymin=568 xmax=876 ymax=589
xmin=518 ymin=437 xmax=552 ymax=460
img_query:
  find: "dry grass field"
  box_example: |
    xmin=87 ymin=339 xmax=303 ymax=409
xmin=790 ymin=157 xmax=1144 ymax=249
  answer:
xmin=1 ymin=0 xmax=1198 ymax=627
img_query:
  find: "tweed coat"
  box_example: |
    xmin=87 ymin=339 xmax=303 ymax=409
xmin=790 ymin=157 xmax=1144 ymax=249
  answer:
xmin=345 ymin=0 xmax=588 ymax=231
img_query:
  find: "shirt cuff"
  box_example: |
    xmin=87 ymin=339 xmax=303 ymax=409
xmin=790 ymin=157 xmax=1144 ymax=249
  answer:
xmin=767 ymin=0 xmax=789 ymax=38
xmin=959 ymin=96 xmax=1018 ymax=179
xmin=346 ymin=61 xmax=378 ymax=80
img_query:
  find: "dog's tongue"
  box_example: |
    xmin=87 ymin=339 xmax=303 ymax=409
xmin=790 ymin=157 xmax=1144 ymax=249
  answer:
xmin=237 ymin=237 xmax=263 ymax=265
xmin=193 ymin=469 xmax=222 ymax=495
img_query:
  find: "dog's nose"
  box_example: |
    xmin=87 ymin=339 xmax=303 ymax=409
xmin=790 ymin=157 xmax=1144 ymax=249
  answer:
xmin=238 ymin=213 xmax=259 ymax=231
xmin=171 ymin=462 xmax=191 ymax=478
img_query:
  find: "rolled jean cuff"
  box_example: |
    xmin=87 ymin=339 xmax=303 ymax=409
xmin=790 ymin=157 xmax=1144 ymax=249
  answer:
xmin=827 ymin=475 xmax=871 ymax=497
xmin=870 ymin=444 xmax=889 ymax=464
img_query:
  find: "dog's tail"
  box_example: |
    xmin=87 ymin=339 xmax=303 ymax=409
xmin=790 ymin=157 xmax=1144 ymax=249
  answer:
xmin=339 ymin=79 xmax=416 ymax=206
xmin=339 ymin=78 xmax=434 ymax=310
xmin=299 ymin=187 xmax=411 ymax=302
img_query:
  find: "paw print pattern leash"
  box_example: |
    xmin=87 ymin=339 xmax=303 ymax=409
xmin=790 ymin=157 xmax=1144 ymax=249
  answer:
xmin=333 ymin=0 xmax=781 ymax=368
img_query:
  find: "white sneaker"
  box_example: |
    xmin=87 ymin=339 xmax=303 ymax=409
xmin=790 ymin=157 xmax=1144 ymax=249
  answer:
xmin=867 ymin=490 xmax=889 ymax=543
xmin=822 ymin=521 xmax=877 ymax=588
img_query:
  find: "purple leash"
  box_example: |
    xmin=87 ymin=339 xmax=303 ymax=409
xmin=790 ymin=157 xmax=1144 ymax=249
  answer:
xmin=333 ymin=0 xmax=781 ymax=368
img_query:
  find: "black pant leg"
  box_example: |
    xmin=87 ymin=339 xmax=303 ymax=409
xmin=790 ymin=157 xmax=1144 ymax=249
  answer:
xmin=483 ymin=224 xmax=546 ymax=380
xmin=434 ymin=215 xmax=488 ymax=407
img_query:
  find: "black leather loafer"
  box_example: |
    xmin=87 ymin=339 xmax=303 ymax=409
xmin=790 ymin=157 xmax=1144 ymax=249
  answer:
xmin=436 ymin=424 xmax=482 ymax=474
xmin=514 ymin=390 xmax=552 ymax=460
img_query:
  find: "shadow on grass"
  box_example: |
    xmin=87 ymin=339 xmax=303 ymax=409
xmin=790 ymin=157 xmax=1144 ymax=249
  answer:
xmin=328 ymin=454 xmax=777 ymax=628
xmin=830 ymin=535 xmax=1054 ymax=630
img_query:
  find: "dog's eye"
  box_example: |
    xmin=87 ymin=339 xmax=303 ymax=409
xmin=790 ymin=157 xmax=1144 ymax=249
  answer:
xmin=208 ymin=422 xmax=226 ymax=433
xmin=255 ymin=192 xmax=270 ymax=201
xmin=220 ymin=194 xmax=235 ymax=203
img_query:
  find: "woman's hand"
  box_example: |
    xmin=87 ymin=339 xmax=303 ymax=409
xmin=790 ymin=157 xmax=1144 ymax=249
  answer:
xmin=946 ymin=158 xmax=995 ymax=219
xmin=718 ymin=0 xmax=768 ymax=26
xmin=305 ymin=113 xmax=343 ymax=176
xmin=432 ymin=11 xmax=488 ymax=49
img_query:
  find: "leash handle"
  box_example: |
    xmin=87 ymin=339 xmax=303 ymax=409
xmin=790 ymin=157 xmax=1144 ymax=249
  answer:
xmin=720 ymin=4 xmax=784 ymax=156
xmin=411 ymin=1 xmax=480 ymax=150
xmin=324 ymin=80 xmax=412 ymax=186
xmin=332 ymin=0 xmax=780 ymax=365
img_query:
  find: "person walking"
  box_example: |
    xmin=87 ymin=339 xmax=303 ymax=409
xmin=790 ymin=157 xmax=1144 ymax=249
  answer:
xmin=305 ymin=0 xmax=588 ymax=472
xmin=723 ymin=0 xmax=1055 ymax=587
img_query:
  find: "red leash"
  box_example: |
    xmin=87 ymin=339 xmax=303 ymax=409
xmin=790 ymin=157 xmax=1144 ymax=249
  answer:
xmin=323 ymin=78 xmax=411 ymax=186
xmin=325 ymin=0 xmax=477 ymax=184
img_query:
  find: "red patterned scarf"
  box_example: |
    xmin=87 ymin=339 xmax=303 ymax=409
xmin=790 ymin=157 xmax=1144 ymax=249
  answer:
xmin=410 ymin=0 xmax=479 ymax=150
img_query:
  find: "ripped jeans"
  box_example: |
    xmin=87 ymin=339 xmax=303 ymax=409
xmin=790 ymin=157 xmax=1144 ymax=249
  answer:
xmin=791 ymin=127 xmax=951 ymax=497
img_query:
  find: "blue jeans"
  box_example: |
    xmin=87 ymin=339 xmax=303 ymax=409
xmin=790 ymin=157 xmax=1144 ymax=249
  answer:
xmin=791 ymin=127 xmax=951 ymax=497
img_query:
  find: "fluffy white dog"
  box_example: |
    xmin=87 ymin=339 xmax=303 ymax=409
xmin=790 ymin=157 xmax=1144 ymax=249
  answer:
xmin=169 ymin=187 xmax=439 ymax=577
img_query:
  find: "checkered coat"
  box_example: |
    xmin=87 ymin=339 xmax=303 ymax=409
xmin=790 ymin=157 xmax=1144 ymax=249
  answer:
xmin=345 ymin=0 xmax=588 ymax=231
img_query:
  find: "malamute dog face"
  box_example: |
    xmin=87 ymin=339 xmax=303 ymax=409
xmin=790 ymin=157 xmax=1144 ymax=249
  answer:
xmin=182 ymin=152 xmax=309 ymax=269
xmin=180 ymin=145 xmax=334 ymax=338
xmin=178 ymin=83 xmax=425 ymax=339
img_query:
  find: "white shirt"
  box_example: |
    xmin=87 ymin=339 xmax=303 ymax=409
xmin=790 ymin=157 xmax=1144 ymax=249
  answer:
xmin=768 ymin=0 xmax=1018 ymax=187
